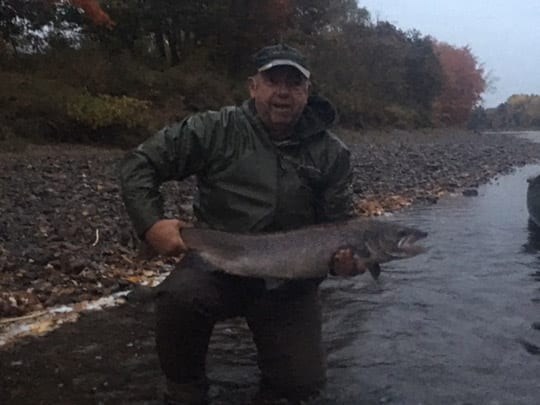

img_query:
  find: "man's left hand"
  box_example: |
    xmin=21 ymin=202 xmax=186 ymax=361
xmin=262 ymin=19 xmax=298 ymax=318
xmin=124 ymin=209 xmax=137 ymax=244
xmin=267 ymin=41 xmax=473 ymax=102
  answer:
xmin=330 ymin=248 xmax=368 ymax=277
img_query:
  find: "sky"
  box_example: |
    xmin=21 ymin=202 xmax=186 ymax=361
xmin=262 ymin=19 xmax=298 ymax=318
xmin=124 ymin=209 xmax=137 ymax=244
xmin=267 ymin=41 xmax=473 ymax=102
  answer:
xmin=358 ymin=0 xmax=540 ymax=107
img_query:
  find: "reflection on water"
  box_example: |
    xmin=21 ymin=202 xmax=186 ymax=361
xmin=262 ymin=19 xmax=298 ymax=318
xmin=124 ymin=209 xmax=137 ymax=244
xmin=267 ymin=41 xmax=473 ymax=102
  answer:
xmin=522 ymin=220 xmax=540 ymax=253
xmin=207 ymin=135 xmax=540 ymax=404
xmin=520 ymin=220 xmax=540 ymax=356
xmin=320 ymin=161 xmax=540 ymax=405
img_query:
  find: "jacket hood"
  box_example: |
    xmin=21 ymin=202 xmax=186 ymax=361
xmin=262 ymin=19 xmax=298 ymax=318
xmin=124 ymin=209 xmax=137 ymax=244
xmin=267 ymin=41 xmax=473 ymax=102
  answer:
xmin=298 ymin=94 xmax=338 ymax=136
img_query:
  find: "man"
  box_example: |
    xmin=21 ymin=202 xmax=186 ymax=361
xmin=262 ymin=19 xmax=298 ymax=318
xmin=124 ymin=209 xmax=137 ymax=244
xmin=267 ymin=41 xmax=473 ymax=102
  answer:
xmin=120 ymin=44 xmax=359 ymax=404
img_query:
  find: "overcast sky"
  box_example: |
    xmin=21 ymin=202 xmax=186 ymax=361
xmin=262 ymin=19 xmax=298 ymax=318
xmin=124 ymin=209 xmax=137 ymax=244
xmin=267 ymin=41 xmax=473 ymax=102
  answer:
xmin=358 ymin=0 xmax=540 ymax=107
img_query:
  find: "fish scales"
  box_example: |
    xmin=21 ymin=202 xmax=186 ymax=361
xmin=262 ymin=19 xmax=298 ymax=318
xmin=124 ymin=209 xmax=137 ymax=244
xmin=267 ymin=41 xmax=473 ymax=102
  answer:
xmin=181 ymin=218 xmax=427 ymax=280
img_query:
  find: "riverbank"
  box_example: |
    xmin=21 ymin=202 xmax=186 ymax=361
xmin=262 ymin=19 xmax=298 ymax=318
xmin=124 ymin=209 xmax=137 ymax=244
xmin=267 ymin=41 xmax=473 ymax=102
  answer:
xmin=2 ymin=129 xmax=540 ymax=403
xmin=2 ymin=130 xmax=540 ymax=319
xmin=346 ymin=129 xmax=540 ymax=213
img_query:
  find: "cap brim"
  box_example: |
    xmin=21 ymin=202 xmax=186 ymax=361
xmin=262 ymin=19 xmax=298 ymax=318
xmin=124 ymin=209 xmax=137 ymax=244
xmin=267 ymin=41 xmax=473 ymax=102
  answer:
xmin=258 ymin=59 xmax=310 ymax=79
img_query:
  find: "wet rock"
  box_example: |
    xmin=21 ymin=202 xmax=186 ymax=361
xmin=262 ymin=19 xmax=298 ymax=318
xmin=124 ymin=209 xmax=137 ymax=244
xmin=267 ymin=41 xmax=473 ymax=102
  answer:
xmin=59 ymin=256 xmax=88 ymax=274
xmin=0 ymin=290 xmax=43 ymax=316
xmin=462 ymin=189 xmax=479 ymax=197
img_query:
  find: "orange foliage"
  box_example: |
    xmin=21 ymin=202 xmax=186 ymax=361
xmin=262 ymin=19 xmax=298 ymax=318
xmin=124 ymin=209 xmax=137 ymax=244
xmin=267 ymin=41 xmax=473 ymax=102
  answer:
xmin=432 ymin=41 xmax=486 ymax=125
xmin=49 ymin=0 xmax=114 ymax=28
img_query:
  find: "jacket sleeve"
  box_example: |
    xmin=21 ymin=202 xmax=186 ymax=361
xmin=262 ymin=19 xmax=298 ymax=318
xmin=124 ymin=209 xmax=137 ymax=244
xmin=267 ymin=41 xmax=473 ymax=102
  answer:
xmin=317 ymin=135 xmax=355 ymax=222
xmin=119 ymin=113 xmax=219 ymax=237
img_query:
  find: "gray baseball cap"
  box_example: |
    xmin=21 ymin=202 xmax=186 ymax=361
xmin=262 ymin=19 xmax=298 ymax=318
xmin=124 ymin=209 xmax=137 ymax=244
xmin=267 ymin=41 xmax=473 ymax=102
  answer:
xmin=252 ymin=44 xmax=311 ymax=79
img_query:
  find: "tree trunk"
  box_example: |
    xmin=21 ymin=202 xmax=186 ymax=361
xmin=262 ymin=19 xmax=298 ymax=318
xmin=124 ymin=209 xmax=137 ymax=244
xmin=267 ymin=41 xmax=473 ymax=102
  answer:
xmin=153 ymin=29 xmax=166 ymax=59
xmin=166 ymin=30 xmax=180 ymax=66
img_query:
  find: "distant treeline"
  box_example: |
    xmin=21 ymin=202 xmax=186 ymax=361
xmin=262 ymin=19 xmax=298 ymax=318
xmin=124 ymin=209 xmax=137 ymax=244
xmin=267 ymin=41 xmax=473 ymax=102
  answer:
xmin=1 ymin=0 xmax=487 ymax=146
xmin=469 ymin=95 xmax=540 ymax=131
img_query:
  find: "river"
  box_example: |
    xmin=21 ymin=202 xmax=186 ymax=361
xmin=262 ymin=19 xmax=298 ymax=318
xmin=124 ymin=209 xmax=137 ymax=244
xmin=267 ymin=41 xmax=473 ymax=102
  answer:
xmin=207 ymin=131 xmax=540 ymax=404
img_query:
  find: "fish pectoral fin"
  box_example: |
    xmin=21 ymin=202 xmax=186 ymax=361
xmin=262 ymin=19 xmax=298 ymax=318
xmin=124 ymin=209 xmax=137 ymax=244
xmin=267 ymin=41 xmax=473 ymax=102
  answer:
xmin=366 ymin=263 xmax=381 ymax=280
xmin=352 ymin=255 xmax=381 ymax=280
xmin=365 ymin=240 xmax=378 ymax=257
xmin=366 ymin=240 xmax=397 ymax=261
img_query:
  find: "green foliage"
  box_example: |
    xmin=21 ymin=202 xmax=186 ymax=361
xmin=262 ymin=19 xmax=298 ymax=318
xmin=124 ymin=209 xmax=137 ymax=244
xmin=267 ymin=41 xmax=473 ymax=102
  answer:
xmin=1 ymin=0 xmax=491 ymax=146
xmin=481 ymin=94 xmax=540 ymax=130
xmin=66 ymin=93 xmax=150 ymax=129
xmin=0 ymin=71 xmax=78 ymax=120
xmin=0 ymin=70 xmax=154 ymax=145
xmin=383 ymin=105 xmax=424 ymax=129
xmin=310 ymin=19 xmax=442 ymax=128
xmin=467 ymin=106 xmax=487 ymax=130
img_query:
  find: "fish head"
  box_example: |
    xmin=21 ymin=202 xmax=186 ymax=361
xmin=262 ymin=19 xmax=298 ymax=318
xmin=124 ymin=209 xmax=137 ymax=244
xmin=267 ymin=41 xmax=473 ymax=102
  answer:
xmin=363 ymin=222 xmax=428 ymax=263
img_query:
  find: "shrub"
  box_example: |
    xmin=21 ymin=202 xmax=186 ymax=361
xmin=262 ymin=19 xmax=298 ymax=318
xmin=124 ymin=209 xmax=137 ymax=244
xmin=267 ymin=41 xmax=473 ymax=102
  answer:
xmin=383 ymin=105 xmax=421 ymax=129
xmin=66 ymin=93 xmax=150 ymax=129
xmin=0 ymin=70 xmax=154 ymax=145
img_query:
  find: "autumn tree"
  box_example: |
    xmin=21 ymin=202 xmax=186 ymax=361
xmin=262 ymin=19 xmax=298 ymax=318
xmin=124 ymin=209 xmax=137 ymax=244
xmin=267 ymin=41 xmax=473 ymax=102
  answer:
xmin=431 ymin=41 xmax=486 ymax=125
xmin=66 ymin=0 xmax=114 ymax=27
xmin=1 ymin=0 xmax=490 ymax=144
xmin=483 ymin=94 xmax=540 ymax=129
xmin=310 ymin=15 xmax=443 ymax=128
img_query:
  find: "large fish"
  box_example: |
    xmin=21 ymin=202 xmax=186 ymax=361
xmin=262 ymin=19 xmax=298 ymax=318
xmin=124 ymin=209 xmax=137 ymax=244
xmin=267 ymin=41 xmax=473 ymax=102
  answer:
xmin=127 ymin=218 xmax=427 ymax=302
xmin=180 ymin=217 xmax=427 ymax=280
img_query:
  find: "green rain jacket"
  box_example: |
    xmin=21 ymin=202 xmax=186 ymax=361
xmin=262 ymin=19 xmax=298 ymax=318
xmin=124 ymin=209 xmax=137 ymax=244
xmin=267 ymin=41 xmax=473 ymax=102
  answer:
xmin=120 ymin=95 xmax=354 ymax=237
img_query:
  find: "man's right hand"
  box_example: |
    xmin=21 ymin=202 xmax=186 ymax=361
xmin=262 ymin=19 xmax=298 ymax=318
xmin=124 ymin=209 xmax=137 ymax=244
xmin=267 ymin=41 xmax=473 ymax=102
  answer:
xmin=144 ymin=219 xmax=189 ymax=256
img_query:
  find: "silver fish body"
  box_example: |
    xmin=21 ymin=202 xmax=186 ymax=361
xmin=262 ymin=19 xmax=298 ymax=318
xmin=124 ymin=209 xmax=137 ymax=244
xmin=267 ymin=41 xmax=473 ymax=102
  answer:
xmin=181 ymin=218 xmax=427 ymax=280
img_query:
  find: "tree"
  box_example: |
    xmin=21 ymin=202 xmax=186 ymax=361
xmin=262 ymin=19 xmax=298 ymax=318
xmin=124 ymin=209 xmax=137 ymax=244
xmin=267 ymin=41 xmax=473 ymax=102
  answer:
xmin=0 ymin=0 xmax=113 ymax=55
xmin=403 ymin=32 xmax=442 ymax=113
xmin=1 ymin=0 xmax=54 ymax=54
xmin=66 ymin=0 xmax=114 ymax=27
xmin=431 ymin=41 xmax=486 ymax=125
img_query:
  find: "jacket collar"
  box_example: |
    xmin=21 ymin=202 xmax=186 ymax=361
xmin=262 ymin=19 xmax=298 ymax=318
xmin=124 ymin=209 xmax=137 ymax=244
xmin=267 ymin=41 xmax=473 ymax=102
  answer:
xmin=243 ymin=95 xmax=337 ymax=141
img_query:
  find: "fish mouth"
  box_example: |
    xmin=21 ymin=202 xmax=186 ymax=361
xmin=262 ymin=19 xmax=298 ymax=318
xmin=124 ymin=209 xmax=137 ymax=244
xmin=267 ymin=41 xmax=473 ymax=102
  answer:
xmin=396 ymin=232 xmax=428 ymax=256
xmin=366 ymin=233 xmax=427 ymax=261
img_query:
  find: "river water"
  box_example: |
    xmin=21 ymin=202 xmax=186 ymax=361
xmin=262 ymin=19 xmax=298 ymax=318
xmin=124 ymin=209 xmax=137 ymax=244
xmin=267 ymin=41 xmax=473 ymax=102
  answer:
xmin=207 ymin=132 xmax=540 ymax=404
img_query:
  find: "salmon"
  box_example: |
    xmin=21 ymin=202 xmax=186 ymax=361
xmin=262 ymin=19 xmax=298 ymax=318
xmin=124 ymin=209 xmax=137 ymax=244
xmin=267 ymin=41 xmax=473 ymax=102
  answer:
xmin=181 ymin=217 xmax=427 ymax=280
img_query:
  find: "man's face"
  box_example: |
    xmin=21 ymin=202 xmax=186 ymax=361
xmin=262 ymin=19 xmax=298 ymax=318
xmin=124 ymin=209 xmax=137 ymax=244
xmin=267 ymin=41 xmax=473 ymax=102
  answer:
xmin=249 ymin=66 xmax=310 ymax=136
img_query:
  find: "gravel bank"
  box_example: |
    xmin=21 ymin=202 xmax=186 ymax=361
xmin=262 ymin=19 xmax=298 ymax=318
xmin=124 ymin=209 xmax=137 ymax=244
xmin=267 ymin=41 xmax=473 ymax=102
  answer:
xmin=1 ymin=130 xmax=540 ymax=317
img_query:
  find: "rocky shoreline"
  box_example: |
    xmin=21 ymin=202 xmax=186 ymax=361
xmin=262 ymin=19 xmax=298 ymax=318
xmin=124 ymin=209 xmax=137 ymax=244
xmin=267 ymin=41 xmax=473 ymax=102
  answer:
xmin=1 ymin=130 xmax=540 ymax=318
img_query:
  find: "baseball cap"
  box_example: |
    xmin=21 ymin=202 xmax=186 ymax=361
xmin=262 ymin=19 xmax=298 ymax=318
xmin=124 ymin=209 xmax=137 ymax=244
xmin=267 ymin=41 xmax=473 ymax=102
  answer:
xmin=252 ymin=44 xmax=311 ymax=79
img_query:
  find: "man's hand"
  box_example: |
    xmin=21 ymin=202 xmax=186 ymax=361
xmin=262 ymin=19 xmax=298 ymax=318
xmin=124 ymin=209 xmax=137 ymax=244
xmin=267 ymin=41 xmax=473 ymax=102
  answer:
xmin=330 ymin=248 xmax=368 ymax=277
xmin=144 ymin=219 xmax=189 ymax=256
